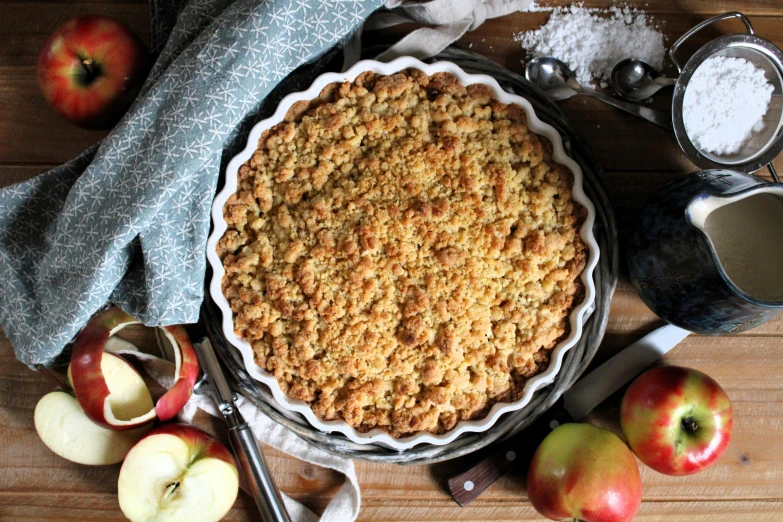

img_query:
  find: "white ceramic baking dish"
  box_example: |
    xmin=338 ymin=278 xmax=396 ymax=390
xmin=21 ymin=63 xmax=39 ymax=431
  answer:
xmin=206 ymin=56 xmax=599 ymax=450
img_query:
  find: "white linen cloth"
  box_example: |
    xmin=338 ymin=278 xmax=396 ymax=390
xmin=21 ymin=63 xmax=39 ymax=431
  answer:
xmin=112 ymin=1 xmax=536 ymax=520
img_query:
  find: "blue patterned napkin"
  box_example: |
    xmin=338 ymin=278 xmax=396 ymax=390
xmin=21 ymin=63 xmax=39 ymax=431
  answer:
xmin=0 ymin=0 xmax=383 ymax=366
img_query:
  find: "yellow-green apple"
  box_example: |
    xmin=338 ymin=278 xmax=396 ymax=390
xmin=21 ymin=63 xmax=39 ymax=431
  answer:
xmin=34 ymin=353 xmax=153 ymax=465
xmin=36 ymin=15 xmax=148 ymax=129
xmin=69 ymin=307 xmax=200 ymax=430
xmin=527 ymin=423 xmax=642 ymax=522
xmin=118 ymin=424 xmax=239 ymax=522
xmin=621 ymin=365 xmax=733 ymax=476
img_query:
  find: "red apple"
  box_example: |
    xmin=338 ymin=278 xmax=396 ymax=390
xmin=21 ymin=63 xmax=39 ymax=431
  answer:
xmin=621 ymin=365 xmax=733 ymax=476
xmin=70 ymin=307 xmax=200 ymax=429
xmin=118 ymin=424 xmax=239 ymax=522
xmin=527 ymin=423 xmax=642 ymax=522
xmin=36 ymin=15 xmax=148 ymax=129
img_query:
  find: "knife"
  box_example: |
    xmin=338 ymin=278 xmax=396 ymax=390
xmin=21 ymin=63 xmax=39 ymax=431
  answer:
xmin=191 ymin=308 xmax=293 ymax=522
xmin=447 ymin=323 xmax=691 ymax=506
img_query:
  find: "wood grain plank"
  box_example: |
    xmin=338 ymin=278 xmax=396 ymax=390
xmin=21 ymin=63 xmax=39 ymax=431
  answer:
xmin=0 ymin=492 xmax=259 ymax=522
xmin=0 ymin=165 xmax=53 ymax=187
xmin=355 ymin=500 xmax=783 ymax=522
xmin=2 ymin=495 xmax=783 ymax=521
xmin=0 ymin=68 xmax=107 ymax=163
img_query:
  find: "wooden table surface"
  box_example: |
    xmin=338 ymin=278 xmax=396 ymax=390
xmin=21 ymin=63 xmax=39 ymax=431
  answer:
xmin=2 ymin=1 xmax=783 ymax=521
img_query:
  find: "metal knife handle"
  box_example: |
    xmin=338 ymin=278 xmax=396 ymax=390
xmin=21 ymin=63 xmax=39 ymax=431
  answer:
xmin=583 ymin=89 xmax=673 ymax=130
xmin=228 ymin=423 xmax=292 ymax=522
xmin=447 ymin=403 xmax=573 ymax=506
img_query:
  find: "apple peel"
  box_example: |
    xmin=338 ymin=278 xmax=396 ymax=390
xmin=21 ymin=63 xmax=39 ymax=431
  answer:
xmin=67 ymin=352 xmax=154 ymax=422
xmin=70 ymin=307 xmax=200 ymax=430
xmin=155 ymin=325 xmax=199 ymax=421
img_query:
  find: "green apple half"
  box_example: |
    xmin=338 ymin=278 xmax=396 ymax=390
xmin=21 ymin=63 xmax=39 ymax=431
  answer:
xmin=527 ymin=423 xmax=642 ymax=522
xmin=118 ymin=424 xmax=239 ymax=522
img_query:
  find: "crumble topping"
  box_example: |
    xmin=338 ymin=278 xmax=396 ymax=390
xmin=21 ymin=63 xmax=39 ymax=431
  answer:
xmin=218 ymin=69 xmax=587 ymax=437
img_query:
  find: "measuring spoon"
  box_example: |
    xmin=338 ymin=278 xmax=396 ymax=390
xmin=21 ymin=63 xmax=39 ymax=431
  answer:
xmin=610 ymin=59 xmax=675 ymax=101
xmin=525 ymin=57 xmax=673 ymax=130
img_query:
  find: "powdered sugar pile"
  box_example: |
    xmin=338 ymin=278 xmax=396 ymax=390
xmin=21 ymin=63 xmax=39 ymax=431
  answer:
xmin=514 ymin=5 xmax=665 ymax=88
xmin=683 ymin=55 xmax=774 ymax=156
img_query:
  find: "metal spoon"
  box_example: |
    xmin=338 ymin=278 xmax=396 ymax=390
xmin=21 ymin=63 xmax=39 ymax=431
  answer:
xmin=525 ymin=57 xmax=673 ymax=130
xmin=610 ymin=59 xmax=676 ymax=101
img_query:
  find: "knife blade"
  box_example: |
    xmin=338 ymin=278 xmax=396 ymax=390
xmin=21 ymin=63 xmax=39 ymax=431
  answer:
xmin=446 ymin=323 xmax=691 ymax=506
xmin=193 ymin=307 xmax=293 ymax=522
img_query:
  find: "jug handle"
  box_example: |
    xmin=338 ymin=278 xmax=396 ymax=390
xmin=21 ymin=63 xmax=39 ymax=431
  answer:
xmin=768 ymin=163 xmax=780 ymax=183
xmin=670 ymin=12 xmax=754 ymax=73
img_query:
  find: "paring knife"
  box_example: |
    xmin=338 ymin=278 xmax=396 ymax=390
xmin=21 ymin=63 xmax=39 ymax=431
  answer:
xmin=447 ymin=323 xmax=691 ymax=506
xmin=192 ymin=308 xmax=292 ymax=522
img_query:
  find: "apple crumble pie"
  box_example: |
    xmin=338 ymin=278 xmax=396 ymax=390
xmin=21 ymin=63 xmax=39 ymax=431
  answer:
xmin=217 ymin=69 xmax=587 ymax=437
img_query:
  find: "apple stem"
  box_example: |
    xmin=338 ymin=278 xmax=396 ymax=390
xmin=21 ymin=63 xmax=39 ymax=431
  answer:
xmin=682 ymin=416 xmax=699 ymax=434
xmin=77 ymin=57 xmax=101 ymax=86
xmin=81 ymin=58 xmax=95 ymax=75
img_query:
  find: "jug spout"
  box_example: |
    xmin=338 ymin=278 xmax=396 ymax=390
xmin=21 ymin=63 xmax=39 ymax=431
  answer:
xmin=686 ymin=184 xmax=783 ymax=305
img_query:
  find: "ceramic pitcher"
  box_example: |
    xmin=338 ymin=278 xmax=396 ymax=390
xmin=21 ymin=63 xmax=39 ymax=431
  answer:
xmin=627 ymin=169 xmax=783 ymax=334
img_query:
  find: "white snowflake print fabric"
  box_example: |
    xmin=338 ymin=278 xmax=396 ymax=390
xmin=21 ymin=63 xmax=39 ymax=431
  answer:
xmin=0 ymin=0 xmax=383 ymax=366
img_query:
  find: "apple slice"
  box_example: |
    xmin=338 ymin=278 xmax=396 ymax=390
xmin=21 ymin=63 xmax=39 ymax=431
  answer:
xmin=69 ymin=307 xmax=200 ymax=429
xmin=34 ymin=391 xmax=151 ymax=465
xmin=118 ymin=424 xmax=239 ymax=522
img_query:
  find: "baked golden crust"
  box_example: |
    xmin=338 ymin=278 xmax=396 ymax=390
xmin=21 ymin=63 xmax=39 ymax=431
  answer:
xmin=218 ymin=69 xmax=587 ymax=437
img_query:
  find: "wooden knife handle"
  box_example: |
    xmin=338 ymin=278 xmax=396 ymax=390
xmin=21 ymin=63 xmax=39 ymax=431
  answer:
xmin=447 ymin=401 xmax=573 ymax=506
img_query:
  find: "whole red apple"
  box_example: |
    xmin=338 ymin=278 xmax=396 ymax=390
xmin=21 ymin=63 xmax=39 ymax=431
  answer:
xmin=621 ymin=365 xmax=733 ymax=476
xmin=527 ymin=423 xmax=642 ymax=522
xmin=37 ymin=15 xmax=148 ymax=129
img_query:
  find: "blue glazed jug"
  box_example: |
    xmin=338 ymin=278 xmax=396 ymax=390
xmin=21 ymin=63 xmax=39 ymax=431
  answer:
xmin=628 ymin=170 xmax=783 ymax=334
